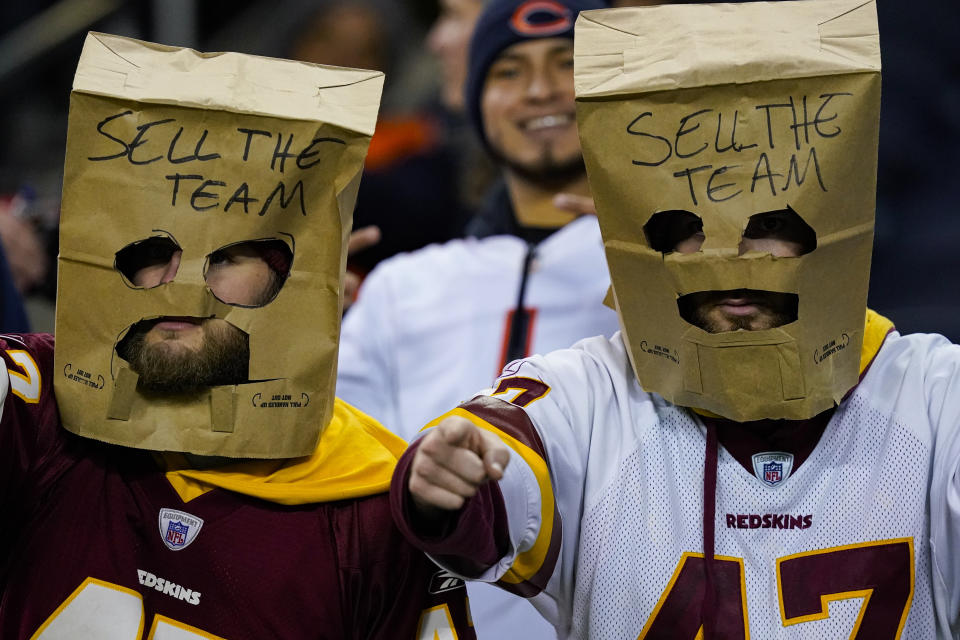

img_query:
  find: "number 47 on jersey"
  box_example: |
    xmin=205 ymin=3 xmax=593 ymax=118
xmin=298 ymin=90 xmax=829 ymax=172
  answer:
xmin=640 ymin=538 xmax=913 ymax=639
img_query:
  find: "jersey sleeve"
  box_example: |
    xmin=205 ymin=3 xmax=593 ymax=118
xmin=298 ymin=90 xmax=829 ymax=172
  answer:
xmin=921 ymin=336 xmax=960 ymax=633
xmin=0 ymin=333 xmax=64 ymax=516
xmin=453 ymin=353 xmax=606 ymax=602
xmin=365 ymin=544 xmax=477 ymax=640
xmin=336 ymin=266 xmax=401 ymax=435
xmin=392 ymin=340 xmax=627 ymax=626
xmin=340 ymin=493 xmax=477 ymax=640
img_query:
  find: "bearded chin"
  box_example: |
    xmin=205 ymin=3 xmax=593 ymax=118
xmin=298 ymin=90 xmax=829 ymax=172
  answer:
xmin=118 ymin=321 xmax=250 ymax=394
xmin=487 ymin=140 xmax=586 ymax=190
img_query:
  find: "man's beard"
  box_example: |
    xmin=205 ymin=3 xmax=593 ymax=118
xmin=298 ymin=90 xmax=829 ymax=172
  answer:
xmin=118 ymin=320 xmax=249 ymax=394
xmin=678 ymin=290 xmax=799 ymax=333
xmin=487 ymin=139 xmax=586 ymax=190
xmin=694 ymin=308 xmax=793 ymax=333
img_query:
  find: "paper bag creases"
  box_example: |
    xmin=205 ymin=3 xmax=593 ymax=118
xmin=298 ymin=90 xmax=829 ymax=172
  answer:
xmin=54 ymin=33 xmax=383 ymax=457
xmin=575 ymin=0 xmax=880 ymax=420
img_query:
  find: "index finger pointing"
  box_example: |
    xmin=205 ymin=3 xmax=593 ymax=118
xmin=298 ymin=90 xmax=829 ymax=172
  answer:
xmin=436 ymin=416 xmax=477 ymax=449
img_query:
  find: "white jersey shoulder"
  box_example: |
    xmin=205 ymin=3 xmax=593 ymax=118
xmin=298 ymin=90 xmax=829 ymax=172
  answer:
xmin=477 ymin=331 xmax=960 ymax=639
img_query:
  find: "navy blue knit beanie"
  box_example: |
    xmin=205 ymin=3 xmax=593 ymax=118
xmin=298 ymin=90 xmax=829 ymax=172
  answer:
xmin=465 ymin=0 xmax=607 ymax=150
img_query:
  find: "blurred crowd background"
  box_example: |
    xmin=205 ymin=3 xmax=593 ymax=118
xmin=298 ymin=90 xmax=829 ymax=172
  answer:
xmin=0 ymin=0 xmax=957 ymax=340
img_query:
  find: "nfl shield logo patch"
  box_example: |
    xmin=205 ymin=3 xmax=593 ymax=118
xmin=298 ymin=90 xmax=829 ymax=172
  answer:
xmin=764 ymin=461 xmax=782 ymax=484
xmin=158 ymin=508 xmax=204 ymax=551
xmin=751 ymin=452 xmax=794 ymax=488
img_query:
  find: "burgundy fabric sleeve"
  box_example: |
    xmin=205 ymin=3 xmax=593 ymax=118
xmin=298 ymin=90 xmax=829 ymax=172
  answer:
xmin=390 ymin=437 xmax=510 ymax=577
xmin=338 ymin=494 xmax=478 ymax=639
xmin=1 ymin=334 xmax=66 ymax=511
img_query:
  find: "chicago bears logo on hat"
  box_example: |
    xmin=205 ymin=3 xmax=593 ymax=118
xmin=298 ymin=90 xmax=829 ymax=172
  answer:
xmin=510 ymin=0 xmax=573 ymax=36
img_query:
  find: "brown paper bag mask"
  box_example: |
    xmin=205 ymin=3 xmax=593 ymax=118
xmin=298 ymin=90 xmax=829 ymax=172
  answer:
xmin=53 ymin=32 xmax=383 ymax=457
xmin=574 ymin=0 xmax=881 ymax=421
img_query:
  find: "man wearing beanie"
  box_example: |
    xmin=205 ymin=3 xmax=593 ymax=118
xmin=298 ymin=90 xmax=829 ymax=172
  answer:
xmin=337 ymin=0 xmax=616 ymax=637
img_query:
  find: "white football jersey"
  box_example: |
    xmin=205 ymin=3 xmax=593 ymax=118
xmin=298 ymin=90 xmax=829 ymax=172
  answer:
xmin=438 ymin=330 xmax=960 ymax=639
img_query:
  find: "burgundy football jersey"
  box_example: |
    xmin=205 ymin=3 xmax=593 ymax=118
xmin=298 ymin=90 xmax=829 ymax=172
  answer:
xmin=0 ymin=333 xmax=474 ymax=639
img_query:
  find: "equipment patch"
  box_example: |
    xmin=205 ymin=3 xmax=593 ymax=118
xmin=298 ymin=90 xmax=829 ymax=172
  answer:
xmin=751 ymin=452 xmax=794 ymax=488
xmin=429 ymin=569 xmax=465 ymax=594
xmin=158 ymin=508 xmax=204 ymax=551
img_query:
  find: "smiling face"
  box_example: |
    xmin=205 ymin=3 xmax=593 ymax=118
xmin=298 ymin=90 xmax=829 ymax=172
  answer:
xmin=658 ymin=208 xmax=815 ymax=334
xmin=115 ymin=240 xmax=288 ymax=393
xmin=480 ymin=37 xmax=582 ymax=184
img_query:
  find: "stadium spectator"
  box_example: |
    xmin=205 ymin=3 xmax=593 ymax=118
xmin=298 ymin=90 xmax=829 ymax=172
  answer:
xmin=338 ymin=0 xmax=618 ymax=637
xmin=0 ymin=36 xmax=474 ymax=638
xmin=391 ymin=2 xmax=960 ymax=638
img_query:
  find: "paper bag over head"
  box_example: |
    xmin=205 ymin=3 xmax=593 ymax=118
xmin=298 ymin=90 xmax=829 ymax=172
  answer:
xmin=574 ymin=0 xmax=881 ymax=421
xmin=53 ymin=32 xmax=383 ymax=457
